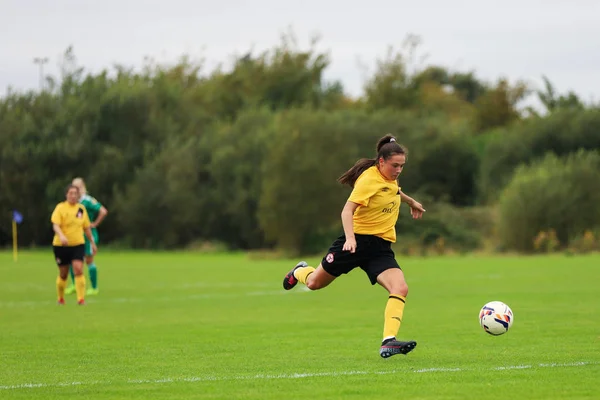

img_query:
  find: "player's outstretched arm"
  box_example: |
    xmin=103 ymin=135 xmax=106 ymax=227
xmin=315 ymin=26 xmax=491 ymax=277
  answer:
xmin=399 ymin=190 xmax=425 ymax=219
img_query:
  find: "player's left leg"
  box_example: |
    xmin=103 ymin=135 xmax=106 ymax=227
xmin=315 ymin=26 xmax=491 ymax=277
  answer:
xmin=284 ymin=262 xmax=336 ymax=290
xmin=65 ymin=265 xmax=76 ymax=294
xmin=366 ymin=238 xmax=416 ymax=358
xmin=85 ymin=231 xmax=99 ymax=295
xmin=57 ymin=266 xmax=69 ymax=305
xmin=71 ymin=244 xmax=86 ymax=305
xmin=54 ymin=246 xmax=69 ymax=304
xmin=85 ymin=255 xmax=98 ymax=295
xmin=375 ymin=267 xmax=416 ymax=358
xmin=72 ymin=259 xmax=86 ymax=305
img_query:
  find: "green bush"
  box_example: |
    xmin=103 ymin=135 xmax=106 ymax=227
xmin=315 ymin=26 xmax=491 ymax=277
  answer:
xmin=568 ymin=229 xmax=600 ymax=254
xmin=394 ymin=199 xmax=491 ymax=254
xmin=498 ymin=150 xmax=600 ymax=252
xmin=478 ymin=108 xmax=600 ymax=203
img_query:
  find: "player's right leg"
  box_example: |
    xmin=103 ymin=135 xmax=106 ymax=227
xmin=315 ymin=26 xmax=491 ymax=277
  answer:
xmin=54 ymin=246 xmax=69 ymax=304
xmin=283 ymin=262 xmax=336 ymax=290
xmin=283 ymin=261 xmax=308 ymax=290
xmin=283 ymin=235 xmax=355 ymax=291
xmin=57 ymin=266 xmax=69 ymax=305
xmin=71 ymin=245 xmax=86 ymax=305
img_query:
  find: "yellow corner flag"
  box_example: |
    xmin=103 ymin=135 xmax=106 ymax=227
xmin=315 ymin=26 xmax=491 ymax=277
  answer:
xmin=12 ymin=210 xmax=23 ymax=262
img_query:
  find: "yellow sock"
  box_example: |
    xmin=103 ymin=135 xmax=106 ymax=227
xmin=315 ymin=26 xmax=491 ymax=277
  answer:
xmin=75 ymin=275 xmax=86 ymax=302
xmin=294 ymin=266 xmax=315 ymax=285
xmin=56 ymin=277 xmax=67 ymax=300
xmin=383 ymin=294 xmax=406 ymax=341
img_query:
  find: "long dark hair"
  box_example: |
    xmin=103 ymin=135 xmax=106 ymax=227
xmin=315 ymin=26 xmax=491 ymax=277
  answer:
xmin=338 ymin=134 xmax=407 ymax=187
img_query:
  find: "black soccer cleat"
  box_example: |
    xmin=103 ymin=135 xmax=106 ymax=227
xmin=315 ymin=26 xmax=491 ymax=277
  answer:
xmin=283 ymin=261 xmax=308 ymax=290
xmin=379 ymin=339 xmax=417 ymax=358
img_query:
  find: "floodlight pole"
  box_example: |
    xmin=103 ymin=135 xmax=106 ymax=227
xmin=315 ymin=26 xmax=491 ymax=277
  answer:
xmin=33 ymin=57 xmax=49 ymax=91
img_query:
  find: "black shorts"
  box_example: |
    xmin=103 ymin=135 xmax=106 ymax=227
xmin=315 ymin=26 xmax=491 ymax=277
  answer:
xmin=53 ymin=245 xmax=85 ymax=266
xmin=321 ymin=234 xmax=401 ymax=285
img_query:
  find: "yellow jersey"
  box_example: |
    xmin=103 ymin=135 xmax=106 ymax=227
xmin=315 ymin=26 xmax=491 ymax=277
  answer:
xmin=50 ymin=202 xmax=91 ymax=246
xmin=348 ymin=166 xmax=400 ymax=242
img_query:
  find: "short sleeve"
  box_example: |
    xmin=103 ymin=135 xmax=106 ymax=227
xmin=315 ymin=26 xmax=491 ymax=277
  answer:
xmin=88 ymin=197 xmax=102 ymax=213
xmin=348 ymin=172 xmax=378 ymax=206
xmin=50 ymin=205 xmax=62 ymax=224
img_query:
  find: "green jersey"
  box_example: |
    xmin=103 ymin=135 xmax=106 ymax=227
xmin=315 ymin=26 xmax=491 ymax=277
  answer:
xmin=80 ymin=194 xmax=103 ymax=232
xmin=80 ymin=193 xmax=102 ymax=256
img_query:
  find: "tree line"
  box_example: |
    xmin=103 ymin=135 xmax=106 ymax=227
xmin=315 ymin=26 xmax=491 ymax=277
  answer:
xmin=1 ymin=35 xmax=598 ymax=254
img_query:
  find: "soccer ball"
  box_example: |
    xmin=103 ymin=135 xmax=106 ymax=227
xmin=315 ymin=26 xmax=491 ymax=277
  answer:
xmin=479 ymin=301 xmax=514 ymax=336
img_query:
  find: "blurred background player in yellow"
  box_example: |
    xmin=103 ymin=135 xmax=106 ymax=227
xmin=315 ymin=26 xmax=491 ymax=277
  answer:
xmin=51 ymin=184 xmax=98 ymax=305
xmin=65 ymin=177 xmax=108 ymax=296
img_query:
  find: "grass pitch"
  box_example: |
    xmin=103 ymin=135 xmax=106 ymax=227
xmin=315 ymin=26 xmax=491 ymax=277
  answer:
xmin=1 ymin=250 xmax=599 ymax=399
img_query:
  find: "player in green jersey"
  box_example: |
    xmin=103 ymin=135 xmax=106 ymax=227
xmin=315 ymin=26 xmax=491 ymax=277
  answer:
xmin=65 ymin=178 xmax=108 ymax=296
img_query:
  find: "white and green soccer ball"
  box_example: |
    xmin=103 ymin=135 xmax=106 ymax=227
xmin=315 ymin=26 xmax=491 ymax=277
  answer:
xmin=479 ymin=301 xmax=514 ymax=336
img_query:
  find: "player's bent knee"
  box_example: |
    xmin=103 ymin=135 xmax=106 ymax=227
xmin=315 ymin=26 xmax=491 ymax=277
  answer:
xmin=389 ymin=278 xmax=408 ymax=296
xmin=306 ymin=267 xmax=335 ymax=291
xmin=306 ymin=273 xmax=324 ymax=290
xmin=306 ymin=279 xmax=323 ymax=291
xmin=397 ymin=283 xmax=408 ymax=297
xmin=386 ymin=279 xmax=408 ymax=296
xmin=377 ymin=268 xmax=408 ymax=296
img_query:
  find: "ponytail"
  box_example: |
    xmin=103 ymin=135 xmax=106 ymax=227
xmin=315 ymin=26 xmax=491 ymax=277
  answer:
xmin=338 ymin=134 xmax=407 ymax=188
xmin=337 ymin=158 xmax=377 ymax=187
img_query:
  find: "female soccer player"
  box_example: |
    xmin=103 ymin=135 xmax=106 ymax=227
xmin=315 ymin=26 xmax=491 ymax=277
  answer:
xmin=65 ymin=177 xmax=107 ymax=296
xmin=282 ymin=134 xmax=425 ymax=358
xmin=51 ymin=184 xmax=98 ymax=305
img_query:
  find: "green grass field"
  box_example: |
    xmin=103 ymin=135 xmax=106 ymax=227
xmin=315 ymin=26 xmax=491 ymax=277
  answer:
xmin=1 ymin=250 xmax=599 ymax=399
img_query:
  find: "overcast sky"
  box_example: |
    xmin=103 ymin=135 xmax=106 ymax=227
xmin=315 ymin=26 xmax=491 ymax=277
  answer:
xmin=1 ymin=0 xmax=599 ymax=104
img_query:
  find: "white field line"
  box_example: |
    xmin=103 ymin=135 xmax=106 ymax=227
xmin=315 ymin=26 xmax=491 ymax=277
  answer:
xmin=0 ymin=287 xmax=308 ymax=308
xmin=1 ymin=361 xmax=598 ymax=391
xmin=0 ymin=282 xmax=274 ymax=290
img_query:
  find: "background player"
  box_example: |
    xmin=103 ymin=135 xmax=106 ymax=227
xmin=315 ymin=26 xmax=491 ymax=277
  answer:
xmin=65 ymin=177 xmax=108 ymax=296
xmin=52 ymin=184 xmax=98 ymax=305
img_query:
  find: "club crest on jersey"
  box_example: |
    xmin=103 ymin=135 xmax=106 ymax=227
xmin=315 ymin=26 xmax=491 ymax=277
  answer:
xmin=326 ymin=253 xmax=334 ymax=263
xmin=76 ymin=208 xmax=84 ymax=218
